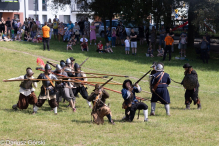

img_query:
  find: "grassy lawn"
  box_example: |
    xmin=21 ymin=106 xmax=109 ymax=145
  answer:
xmin=0 ymin=38 xmax=219 ymax=146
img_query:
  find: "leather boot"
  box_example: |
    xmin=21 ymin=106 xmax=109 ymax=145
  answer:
xmin=185 ymin=104 xmax=190 ymax=110
xmin=197 ymin=104 xmax=201 ymax=109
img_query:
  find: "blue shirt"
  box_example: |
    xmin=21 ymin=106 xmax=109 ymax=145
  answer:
xmin=67 ymin=23 xmax=74 ymax=30
xmin=121 ymin=86 xmax=142 ymax=104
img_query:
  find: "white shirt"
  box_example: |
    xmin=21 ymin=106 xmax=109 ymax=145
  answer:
xmin=8 ymin=75 xmax=37 ymax=96
xmin=125 ymin=39 xmax=130 ymax=47
xmin=80 ymin=38 xmax=88 ymax=42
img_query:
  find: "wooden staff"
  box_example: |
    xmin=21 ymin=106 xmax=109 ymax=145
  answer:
xmin=57 ymin=76 xmax=108 ymax=79
xmin=65 ymin=71 xmax=129 ymax=78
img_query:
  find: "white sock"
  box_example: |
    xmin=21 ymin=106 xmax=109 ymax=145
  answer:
xmin=164 ymin=104 xmax=170 ymax=115
xmin=151 ymin=102 xmax=156 ymax=113
xmin=53 ymin=107 xmax=57 ymax=114
xmin=87 ymin=100 xmax=91 ymax=106
xmin=143 ymin=109 xmax=148 ymax=121
xmin=33 ymin=106 xmax=39 ymax=112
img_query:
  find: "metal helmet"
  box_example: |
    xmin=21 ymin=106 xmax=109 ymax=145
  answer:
xmin=56 ymin=64 xmax=62 ymax=71
xmin=45 ymin=64 xmax=52 ymax=70
xmin=60 ymin=60 xmax=65 ymax=67
xmin=155 ymin=64 xmax=164 ymax=72
xmin=74 ymin=63 xmax=80 ymax=71
xmin=66 ymin=58 xmax=71 ymax=65
xmin=26 ymin=68 xmax=34 ymax=77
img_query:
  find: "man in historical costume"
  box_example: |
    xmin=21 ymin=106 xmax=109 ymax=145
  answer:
xmin=150 ymin=62 xmax=157 ymax=75
xmin=150 ymin=63 xmax=171 ymax=116
xmin=4 ymin=68 xmax=38 ymax=110
xmin=87 ymin=84 xmax=115 ymax=125
xmin=64 ymin=58 xmax=75 ymax=77
xmin=121 ymin=79 xmax=148 ymax=122
xmin=33 ymin=64 xmax=58 ymax=115
xmin=54 ymin=64 xmax=76 ymax=112
xmin=181 ymin=63 xmax=201 ymax=109
xmin=72 ymin=63 xmax=91 ymax=108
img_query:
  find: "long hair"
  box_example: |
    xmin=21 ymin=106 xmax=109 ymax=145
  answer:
xmin=184 ymin=67 xmax=193 ymax=75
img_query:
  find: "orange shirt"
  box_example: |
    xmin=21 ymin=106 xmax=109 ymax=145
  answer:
xmin=42 ymin=25 xmax=50 ymax=38
xmin=164 ymin=36 xmax=174 ymax=45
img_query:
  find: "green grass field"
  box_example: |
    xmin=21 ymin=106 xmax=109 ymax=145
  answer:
xmin=0 ymin=38 xmax=219 ymax=146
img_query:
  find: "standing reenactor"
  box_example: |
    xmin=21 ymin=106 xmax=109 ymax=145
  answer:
xmin=121 ymin=79 xmax=148 ymax=122
xmin=54 ymin=64 xmax=76 ymax=112
xmin=181 ymin=63 xmax=201 ymax=109
xmin=3 ymin=68 xmax=37 ymax=110
xmin=33 ymin=64 xmax=58 ymax=115
xmin=150 ymin=63 xmax=171 ymax=116
xmin=87 ymin=84 xmax=114 ymax=125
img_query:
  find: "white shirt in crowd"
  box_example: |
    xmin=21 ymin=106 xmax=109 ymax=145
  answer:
xmin=124 ymin=39 xmax=130 ymax=47
xmin=80 ymin=37 xmax=88 ymax=42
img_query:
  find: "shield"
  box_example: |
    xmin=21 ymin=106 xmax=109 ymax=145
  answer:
xmin=183 ymin=74 xmax=198 ymax=90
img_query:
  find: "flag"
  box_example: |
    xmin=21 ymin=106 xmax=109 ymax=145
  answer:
xmin=37 ymin=57 xmax=45 ymax=68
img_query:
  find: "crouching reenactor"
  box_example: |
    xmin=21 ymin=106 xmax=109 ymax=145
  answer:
xmin=121 ymin=79 xmax=148 ymax=122
xmin=87 ymin=84 xmax=114 ymax=125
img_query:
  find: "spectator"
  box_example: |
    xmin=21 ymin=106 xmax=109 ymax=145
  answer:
xmin=35 ymin=18 xmax=41 ymax=29
xmin=179 ymin=29 xmax=187 ymax=57
xmin=2 ymin=31 xmax=12 ymax=41
xmin=116 ymin=24 xmax=120 ymax=45
xmin=145 ymin=26 xmax=149 ymax=46
xmin=42 ymin=22 xmax=50 ymax=51
xmin=11 ymin=28 xmax=15 ymax=40
xmin=150 ymin=26 xmax=156 ymax=51
xmin=67 ymin=41 xmax=73 ymax=51
xmin=138 ymin=24 xmax=144 ymax=45
xmin=0 ymin=17 xmax=6 ymax=33
xmin=157 ymin=47 xmax=164 ymax=57
xmin=163 ymin=33 xmax=174 ymax=61
xmin=23 ymin=18 xmax=29 ymax=32
xmin=53 ymin=19 xmax=59 ymax=40
xmin=31 ymin=21 xmax=38 ymax=39
xmin=80 ymin=35 xmax=88 ymax=43
xmin=206 ymin=32 xmax=211 ymax=56
xmin=124 ymin=36 xmax=130 ymax=55
xmin=6 ymin=17 xmax=11 ymax=35
xmin=47 ymin=18 xmax=53 ymax=39
xmin=70 ymin=35 xmax=76 ymax=46
xmin=78 ymin=18 xmax=84 ymax=35
xmin=29 ymin=18 xmax=34 ymax=30
xmin=104 ymin=42 xmax=113 ymax=53
xmin=81 ymin=39 xmax=89 ymax=51
xmin=96 ymin=41 xmax=103 ymax=53
xmin=119 ymin=21 xmax=125 ymax=46
xmin=90 ymin=22 xmax=96 ymax=45
xmin=17 ymin=28 xmax=22 ymax=39
xmin=159 ymin=25 xmax=166 ymax=49
xmin=24 ymin=31 xmax=28 ymax=41
xmin=32 ymin=36 xmax=38 ymax=43
xmin=200 ymin=36 xmax=209 ymax=64
xmin=147 ymin=45 xmax=154 ymax=57
xmin=0 ymin=33 xmax=2 ymax=41
xmin=17 ymin=19 xmax=21 ymax=29
xmin=58 ymin=22 xmax=64 ymax=42
xmin=130 ymin=29 xmax=138 ymax=55
xmin=67 ymin=21 xmax=74 ymax=30
xmin=54 ymin=15 xmax=59 ymax=22
xmin=73 ymin=22 xmax=80 ymax=43
xmin=111 ymin=28 xmax=116 ymax=47
xmin=169 ymin=28 xmax=175 ymax=52
xmin=84 ymin=18 xmax=90 ymax=39
xmin=63 ymin=27 xmax=70 ymax=42
xmin=26 ymin=32 xmax=32 ymax=42
xmin=37 ymin=33 xmax=42 ymax=43
xmin=12 ymin=16 xmax=18 ymax=34
xmin=106 ymin=27 xmax=112 ymax=46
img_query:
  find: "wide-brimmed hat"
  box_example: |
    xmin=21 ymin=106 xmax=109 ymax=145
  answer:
xmin=122 ymin=79 xmax=132 ymax=89
xmin=183 ymin=63 xmax=192 ymax=68
xmin=150 ymin=62 xmax=157 ymax=68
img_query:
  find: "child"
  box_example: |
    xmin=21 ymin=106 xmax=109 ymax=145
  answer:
xmin=37 ymin=33 xmax=42 ymax=43
xmin=81 ymin=39 xmax=89 ymax=51
xmin=148 ymin=45 xmax=154 ymax=57
xmin=15 ymin=34 xmax=21 ymax=41
xmin=96 ymin=41 xmax=103 ymax=53
xmin=124 ymin=36 xmax=130 ymax=54
xmin=26 ymin=33 xmax=32 ymax=42
xmin=67 ymin=41 xmax=73 ymax=51
xmin=2 ymin=32 xmax=12 ymax=41
xmin=106 ymin=27 xmax=112 ymax=46
xmin=11 ymin=28 xmax=15 ymax=40
xmin=70 ymin=35 xmax=76 ymax=46
xmin=104 ymin=43 xmax=113 ymax=53
xmin=32 ymin=36 xmax=38 ymax=43
xmin=157 ymin=47 xmax=164 ymax=57
xmin=17 ymin=28 xmax=22 ymax=40
xmin=111 ymin=28 xmax=116 ymax=47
